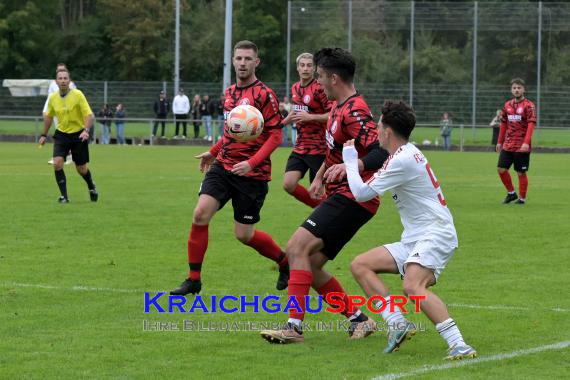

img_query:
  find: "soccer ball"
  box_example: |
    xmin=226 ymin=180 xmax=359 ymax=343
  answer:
xmin=226 ymin=105 xmax=264 ymax=142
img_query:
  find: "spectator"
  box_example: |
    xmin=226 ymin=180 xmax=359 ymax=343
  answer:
xmin=152 ymin=90 xmax=169 ymax=138
xmin=190 ymin=94 xmax=202 ymax=139
xmin=173 ymin=88 xmax=190 ymax=139
xmin=98 ymin=104 xmax=113 ymax=145
xmin=279 ymin=102 xmax=289 ymax=146
xmin=115 ymin=104 xmax=126 ymax=145
xmin=489 ymin=109 xmax=501 ymax=146
xmin=440 ymin=112 xmax=452 ymax=151
xmin=200 ymin=94 xmax=215 ymax=141
xmin=282 ymin=95 xmax=293 ymax=146
xmin=215 ymin=93 xmax=225 ymax=140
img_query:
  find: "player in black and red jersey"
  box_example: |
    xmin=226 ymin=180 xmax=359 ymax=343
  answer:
xmin=170 ymin=41 xmax=288 ymax=296
xmin=261 ymin=48 xmax=389 ymax=344
xmin=282 ymin=52 xmax=332 ymax=208
xmin=496 ymin=78 xmax=537 ymax=205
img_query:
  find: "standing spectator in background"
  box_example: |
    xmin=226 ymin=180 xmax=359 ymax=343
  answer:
xmin=281 ymin=95 xmax=293 ymax=146
xmin=191 ymin=94 xmax=202 ymax=139
xmin=440 ymin=112 xmax=452 ymax=151
xmin=44 ymin=63 xmax=76 ymax=164
xmin=489 ymin=109 xmax=501 ymax=146
xmin=152 ymin=90 xmax=169 ymax=138
xmin=200 ymin=94 xmax=214 ymax=141
xmin=215 ymin=93 xmax=225 ymax=140
xmin=173 ymin=88 xmax=190 ymax=139
xmin=98 ymin=104 xmax=113 ymax=144
xmin=115 ymin=104 xmax=126 ymax=145
xmin=496 ymin=78 xmax=536 ymax=205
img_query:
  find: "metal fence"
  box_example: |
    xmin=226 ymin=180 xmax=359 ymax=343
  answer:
xmin=1 ymin=1 xmax=570 ymax=132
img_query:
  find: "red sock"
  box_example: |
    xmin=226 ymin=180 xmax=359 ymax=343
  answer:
xmin=291 ymin=184 xmax=322 ymax=208
xmin=499 ymin=171 xmax=515 ymax=193
xmin=187 ymin=224 xmax=209 ymax=281
xmin=245 ymin=230 xmax=287 ymax=268
xmin=288 ymin=270 xmax=313 ymax=320
xmin=518 ymin=173 xmax=528 ymax=199
xmin=316 ymin=277 xmax=357 ymax=319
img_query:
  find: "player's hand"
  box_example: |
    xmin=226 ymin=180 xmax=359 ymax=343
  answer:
xmin=231 ymin=161 xmax=252 ymax=176
xmin=79 ymin=130 xmax=90 ymax=142
xmin=323 ymin=163 xmax=346 ymax=183
xmin=343 ymin=139 xmax=355 ymax=148
xmin=518 ymin=143 xmax=530 ymax=152
xmin=495 ymin=143 xmax=502 ymax=153
xmin=309 ymin=177 xmax=325 ymax=200
xmin=38 ymin=135 xmax=47 ymax=146
xmin=290 ymin=111 xmax=312 ymax=124
xmin=195 ymin=151 xmax=215 ymax=173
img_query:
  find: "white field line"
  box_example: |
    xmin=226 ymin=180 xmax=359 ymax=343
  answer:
xmin=371 ymin=340 xmax=570 ymax=380
xmin=1 ymin=282 xmax=568 ymax=313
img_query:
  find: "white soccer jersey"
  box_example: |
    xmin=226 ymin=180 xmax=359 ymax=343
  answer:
xmin=344 ymin=142 xmax=457 ymax=245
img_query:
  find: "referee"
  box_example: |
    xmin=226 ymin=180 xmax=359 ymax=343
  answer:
xmin=39 ymin=67 xmax=98 ymax=203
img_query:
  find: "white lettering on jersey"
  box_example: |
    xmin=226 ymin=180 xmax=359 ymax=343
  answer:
xmin=508 ymin=115 xmax=522 ymax=122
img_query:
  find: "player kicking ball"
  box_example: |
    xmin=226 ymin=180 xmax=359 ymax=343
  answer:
xmin=343 ymin=101 xmax=477 ymax=360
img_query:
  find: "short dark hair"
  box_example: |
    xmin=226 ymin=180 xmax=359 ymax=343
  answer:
xmin=234 ymin=40 xmax=258 ymax=54
xmin=56 ymin=67 xmax=69 ymax=77
xmin=511 ymin=77 xmax=526 ymax=87
xmin=381 ymin=101 xmax=416 ymax=140
xmin=314 ymin=48 xmax=355 ymax=83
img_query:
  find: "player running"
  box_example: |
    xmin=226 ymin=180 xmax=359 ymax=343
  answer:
xmin=260 ymin=48 xmax=389 ymax=344
xmin=170 ymin=40 xmax=289 ymax=296
xmin=344 ymin=101 xmax=477 ymax=360
xmin=496 ymin=78 xmax=536 ymax=205
xmin=282 ymin=52 xmax=332 ymax=208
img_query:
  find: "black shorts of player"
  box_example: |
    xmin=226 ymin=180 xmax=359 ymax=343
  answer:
xmin=301 ymin=193 xmax=374 ymax=260
xmin=498 ymin=150 xmax=530 ymax=172
xmin=285 ymin=152 xmax=325 ymax=183
xmin=199 ymin=162 xmax=268 ymax=225
xmin=53 ymin=129 xmax=89 ymax=165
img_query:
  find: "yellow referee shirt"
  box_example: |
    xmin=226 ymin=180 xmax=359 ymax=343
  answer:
xmin=46 ymin=89 xmax=93 ymax=134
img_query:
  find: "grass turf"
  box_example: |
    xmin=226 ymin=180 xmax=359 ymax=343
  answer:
xmin=0 ymin=143 xmax=568 ymax=379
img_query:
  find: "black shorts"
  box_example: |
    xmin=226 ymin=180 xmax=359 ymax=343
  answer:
xmin=285 ymin=152 xmax=325 ymax=183
xmin=301 ymin=193 xmax=374 ymax=260
xmin=53 ymin=129 xmax=89 ymax=165
xmin=498 ymin=150 xmax=530 ymax=172
xmin=199 ymin=162 xmax=268 ymax=224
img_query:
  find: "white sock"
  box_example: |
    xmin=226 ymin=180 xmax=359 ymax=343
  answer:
xmin=287 ymin=318 xmax=302 ymax=327
xmin=377 ymin=296 xmax=405 ymax=326
xmin=348 ymin=309 xmax=362 ymax=321
xmin=436 ymin=318 xmax=466 ymax=348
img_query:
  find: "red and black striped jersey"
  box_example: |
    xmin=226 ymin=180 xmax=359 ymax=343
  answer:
xmin=217 ymin=79 xmax=282 ymax=181
xmin=500 ymin=98 xmax=536 ymax=152
xmin=290 ymin=79 xmax=332 ymax=155
xmin=325 ymin=93 xmax=379 ymax=214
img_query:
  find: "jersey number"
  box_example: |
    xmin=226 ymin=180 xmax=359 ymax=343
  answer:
xmin=426 ymin=163 xmax=447 ymax=206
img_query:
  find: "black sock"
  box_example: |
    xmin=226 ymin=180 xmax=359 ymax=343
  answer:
xmin=55 ymin=169 xmax=67 ymax=198
xmin=351 ymin=313 xmax=369 ymax=323
xmin=81 ymin=170 xmax=96 ymax=190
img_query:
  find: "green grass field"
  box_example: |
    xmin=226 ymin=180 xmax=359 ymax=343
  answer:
xmin=1 ymin=119 xmax=570 ymax=147
xmin=1 ymin=143 xmax=569 ymax=379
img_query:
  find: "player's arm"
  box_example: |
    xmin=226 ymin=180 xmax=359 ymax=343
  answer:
xmin=231 ymin=127 xmax=282 ymax=175
xmin=343 ymin=141 xmax=378 ymax=202
xmin=309 ymin=161 xmax=327 ymax=200
xmin=520 ymin=104 xmax=537 ymax=152
xmin=40 ymin=114 xmax=53 ymax=146
xmin=291 ymin=111 xmax=329 ymax=124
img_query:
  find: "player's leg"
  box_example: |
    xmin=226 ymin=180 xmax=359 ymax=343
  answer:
xmin=231 ymin=178 xmax=288 ymax=290
xmin=402 ymin=263 xmax=476 ymax=360
xmin=283 ymin=153 xmax=320 ymax=208
xmin=260 ymin=227 xmax=322 ymax=344
xmin=310 ymin=252 xmax=375 ymax=339
xmin=351 ymin=244 xmax=414 ymax=352
xmin=52 ymin=131 xmax=71 ymax=202
xmin=514 ymin=153 xmax=530 ymax=204
xmin=497 ymin=150 xmax=517 ymax=203
xmin=71 ymin=135 xmax=98 ymax=202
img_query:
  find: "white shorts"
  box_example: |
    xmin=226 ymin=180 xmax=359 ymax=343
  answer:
xmin=384 ymin=238 xmax=457 ymax=281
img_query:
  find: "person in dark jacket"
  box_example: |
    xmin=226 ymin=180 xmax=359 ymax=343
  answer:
xmin=152 ymin=90 xmax=169 ymax=138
